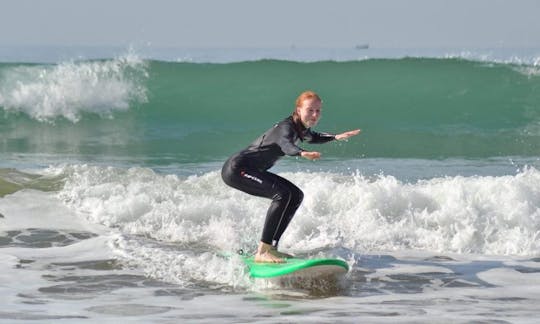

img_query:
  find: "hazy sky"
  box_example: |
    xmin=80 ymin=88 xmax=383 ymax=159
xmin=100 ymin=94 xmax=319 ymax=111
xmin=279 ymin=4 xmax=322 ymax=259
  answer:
xmin=2 ymin=0 xmax=539 ymax=49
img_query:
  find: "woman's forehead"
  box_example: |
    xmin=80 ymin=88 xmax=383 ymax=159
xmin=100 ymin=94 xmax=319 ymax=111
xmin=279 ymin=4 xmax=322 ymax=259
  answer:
xmin=300 ymin=98 xmax=322 ymax=108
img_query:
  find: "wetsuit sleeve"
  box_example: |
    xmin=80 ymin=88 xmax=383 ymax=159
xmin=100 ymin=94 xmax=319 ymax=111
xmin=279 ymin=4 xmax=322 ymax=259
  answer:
xmin=305 ymin=129 xmax=336 ymax=144
xmin=277 ymin=123 xmax=304 ymax=156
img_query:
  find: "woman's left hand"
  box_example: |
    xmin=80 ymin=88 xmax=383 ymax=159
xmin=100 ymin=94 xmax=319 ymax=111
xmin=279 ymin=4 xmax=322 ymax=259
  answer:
xmin=335 ymin=129 xmax=361 ymax=141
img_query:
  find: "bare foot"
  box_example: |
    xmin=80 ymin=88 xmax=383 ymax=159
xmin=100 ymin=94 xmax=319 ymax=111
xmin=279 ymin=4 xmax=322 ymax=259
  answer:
xmin=254 ymin=241 xmax=284 ymax=263
xmin=254 ymin=251 xmax=284 ymax=263
xmin=270 ymin=247 xmax=294 ymax=258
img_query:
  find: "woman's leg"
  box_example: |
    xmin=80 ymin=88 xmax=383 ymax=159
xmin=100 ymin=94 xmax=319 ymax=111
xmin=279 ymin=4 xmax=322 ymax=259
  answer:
xmin=262 ymin=173 xmax=303 ymax=248
xmin=222 ymin=163 xmax=303 ymax=260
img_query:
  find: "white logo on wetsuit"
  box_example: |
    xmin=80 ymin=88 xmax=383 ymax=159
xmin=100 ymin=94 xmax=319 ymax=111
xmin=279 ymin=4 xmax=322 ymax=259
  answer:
xmin=240 ymin=171 xmax=263 ymax=184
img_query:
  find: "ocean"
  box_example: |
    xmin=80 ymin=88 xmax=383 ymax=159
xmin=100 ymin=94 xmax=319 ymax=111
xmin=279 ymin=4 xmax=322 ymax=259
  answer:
xmin=1 ymin=46 xmax=540 ymax=323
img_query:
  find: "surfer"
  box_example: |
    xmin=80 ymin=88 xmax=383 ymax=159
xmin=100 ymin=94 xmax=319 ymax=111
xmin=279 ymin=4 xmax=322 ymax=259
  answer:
xmin=221 ymin=91 xmax=360 ymax=263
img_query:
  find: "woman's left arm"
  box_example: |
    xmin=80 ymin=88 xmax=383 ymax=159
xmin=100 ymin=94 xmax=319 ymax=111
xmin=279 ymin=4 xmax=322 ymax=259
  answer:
xmin=335 ymin=129 xmax=361 ymax=141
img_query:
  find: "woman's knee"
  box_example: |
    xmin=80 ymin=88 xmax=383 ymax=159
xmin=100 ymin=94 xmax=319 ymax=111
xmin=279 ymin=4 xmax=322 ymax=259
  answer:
xmin=293 ymin=187 xmax=304 ymax=205
xmin=277 ymin=185 xmax=303 ymax=206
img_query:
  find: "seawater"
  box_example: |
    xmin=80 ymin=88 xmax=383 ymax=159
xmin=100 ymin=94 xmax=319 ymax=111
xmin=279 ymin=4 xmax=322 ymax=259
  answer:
xmin=1 ymin=48 xmax=540 ymax=323
xmin=2 ymin=53 xmax=540 ymax=162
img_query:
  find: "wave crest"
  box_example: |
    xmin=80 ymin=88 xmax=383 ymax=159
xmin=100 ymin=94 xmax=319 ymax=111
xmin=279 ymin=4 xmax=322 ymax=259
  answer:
xmin=0 ymin=54 xmax=148 ymax=122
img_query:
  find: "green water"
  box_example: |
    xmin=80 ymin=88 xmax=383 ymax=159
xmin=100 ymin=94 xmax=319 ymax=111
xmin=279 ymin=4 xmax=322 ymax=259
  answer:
xmin=1 ymin=58 xmax=540 ymax=163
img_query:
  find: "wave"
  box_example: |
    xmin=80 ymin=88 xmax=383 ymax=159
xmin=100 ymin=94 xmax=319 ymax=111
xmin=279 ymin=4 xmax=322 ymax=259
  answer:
xmin=0 ymin=53 xmax=148 ymax=122
xmin=1 ymin=56 xmax=540 ymax=160
xmin=50 ymin=164 xmax=540 ymax=257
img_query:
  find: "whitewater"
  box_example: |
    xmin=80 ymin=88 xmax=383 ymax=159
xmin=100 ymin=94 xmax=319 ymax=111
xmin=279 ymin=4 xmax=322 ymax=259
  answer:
xmin=1 ymin=47 xmax=540 ymax=323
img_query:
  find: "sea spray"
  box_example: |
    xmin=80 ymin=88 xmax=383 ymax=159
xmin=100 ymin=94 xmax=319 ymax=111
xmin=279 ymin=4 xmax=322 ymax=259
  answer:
xmin=54 ymin=164 xmax=540 ymax=257
xmin=0 ymin=53 xmax=148 ymax=122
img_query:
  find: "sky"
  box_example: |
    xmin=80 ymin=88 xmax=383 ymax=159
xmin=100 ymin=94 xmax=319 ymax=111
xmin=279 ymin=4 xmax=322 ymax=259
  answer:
xmin=1 ymin=0 xmax=539 ymax=49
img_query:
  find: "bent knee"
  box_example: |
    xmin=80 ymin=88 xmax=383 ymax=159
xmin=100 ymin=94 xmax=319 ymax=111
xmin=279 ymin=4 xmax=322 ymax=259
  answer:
xmin=295 ymin=188 xmax=304 ymax=204
xmin=275 ymin=186 xmax=303 ymax=206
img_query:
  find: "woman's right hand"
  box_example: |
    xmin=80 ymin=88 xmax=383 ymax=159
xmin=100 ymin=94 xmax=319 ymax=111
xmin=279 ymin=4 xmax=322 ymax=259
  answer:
xmin=301 ymin=151 xmax=321 ymax=160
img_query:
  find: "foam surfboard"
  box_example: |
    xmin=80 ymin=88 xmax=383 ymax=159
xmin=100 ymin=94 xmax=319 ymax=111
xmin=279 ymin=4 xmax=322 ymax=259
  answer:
xmin=243 ymin=256 xmax=349 ymax=278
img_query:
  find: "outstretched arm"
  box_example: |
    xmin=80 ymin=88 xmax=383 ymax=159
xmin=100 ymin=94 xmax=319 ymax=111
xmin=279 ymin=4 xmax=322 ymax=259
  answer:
xmin=335 ymin=129 xmax=361 ymax=141
xmin=301 ymin=129 xmax=361 ymax=160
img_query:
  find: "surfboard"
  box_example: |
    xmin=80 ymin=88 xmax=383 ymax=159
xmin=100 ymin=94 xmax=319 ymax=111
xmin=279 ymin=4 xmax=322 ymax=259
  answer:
xmin=242 ymin=256 xmax=349 ymax=279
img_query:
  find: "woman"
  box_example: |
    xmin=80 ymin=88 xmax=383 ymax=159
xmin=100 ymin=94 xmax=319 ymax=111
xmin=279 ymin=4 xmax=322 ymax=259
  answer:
xmin=221 ymin=91 xmax=360 ymax=263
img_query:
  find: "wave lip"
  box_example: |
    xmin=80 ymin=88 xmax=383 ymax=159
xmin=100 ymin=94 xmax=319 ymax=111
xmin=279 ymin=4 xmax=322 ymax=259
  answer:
xmin=0 ymin=54 xmax=148 ymax=122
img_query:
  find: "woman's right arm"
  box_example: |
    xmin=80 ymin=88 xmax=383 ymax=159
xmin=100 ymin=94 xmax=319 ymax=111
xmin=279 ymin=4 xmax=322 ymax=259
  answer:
xmin=300 ymin=151 xmax=321 ymax=160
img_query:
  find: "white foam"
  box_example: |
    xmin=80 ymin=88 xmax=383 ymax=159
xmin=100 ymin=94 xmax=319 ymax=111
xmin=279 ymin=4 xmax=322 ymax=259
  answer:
xmin=289 ymin=168 xmax=540 ymax=256
xmin=3 ymin=184 xmax=540 ymax=321
xmin=0 ymin=188 xmax=120 ymax=270
xmin=1 ymin=234 xmax=118 ymax=265
xmin=111 ymin=234 xmax=251 ymax=288
xmin=478 ymin=267 xmax=540 ymax=286
xmin=51 ymin=164 xmax=540 ymax=259
xmin=55 ymin=165 xmax=265 ymax=251
xmin=0 ymin=53 xmax=147 ymax=122
xmin=0 ymin=189 xmax=107 ymax=233
xmin=0 ymin=190 xmax=131 ymax=320
xmin=368 ymin=264 xmax=454 ymax=277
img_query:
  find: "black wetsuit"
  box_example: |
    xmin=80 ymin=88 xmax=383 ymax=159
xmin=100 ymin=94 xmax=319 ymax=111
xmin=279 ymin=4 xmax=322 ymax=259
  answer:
xmin=221 ymin=116 xmax=335 ymax=247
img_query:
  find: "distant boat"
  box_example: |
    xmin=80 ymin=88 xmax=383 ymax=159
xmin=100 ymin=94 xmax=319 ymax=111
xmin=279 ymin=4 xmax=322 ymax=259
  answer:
xmin=355 ymin=44 xmax=369 ymax=50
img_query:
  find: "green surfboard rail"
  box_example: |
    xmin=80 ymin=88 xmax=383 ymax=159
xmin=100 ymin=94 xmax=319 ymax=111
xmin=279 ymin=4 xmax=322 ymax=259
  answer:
xmin=243 ymin=257 xmax=349 ymax=278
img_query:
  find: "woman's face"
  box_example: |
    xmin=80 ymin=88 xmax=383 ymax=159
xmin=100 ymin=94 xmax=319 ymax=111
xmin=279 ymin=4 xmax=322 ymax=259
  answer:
xmin=297 ymin=98 xmax=322 ymax=128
